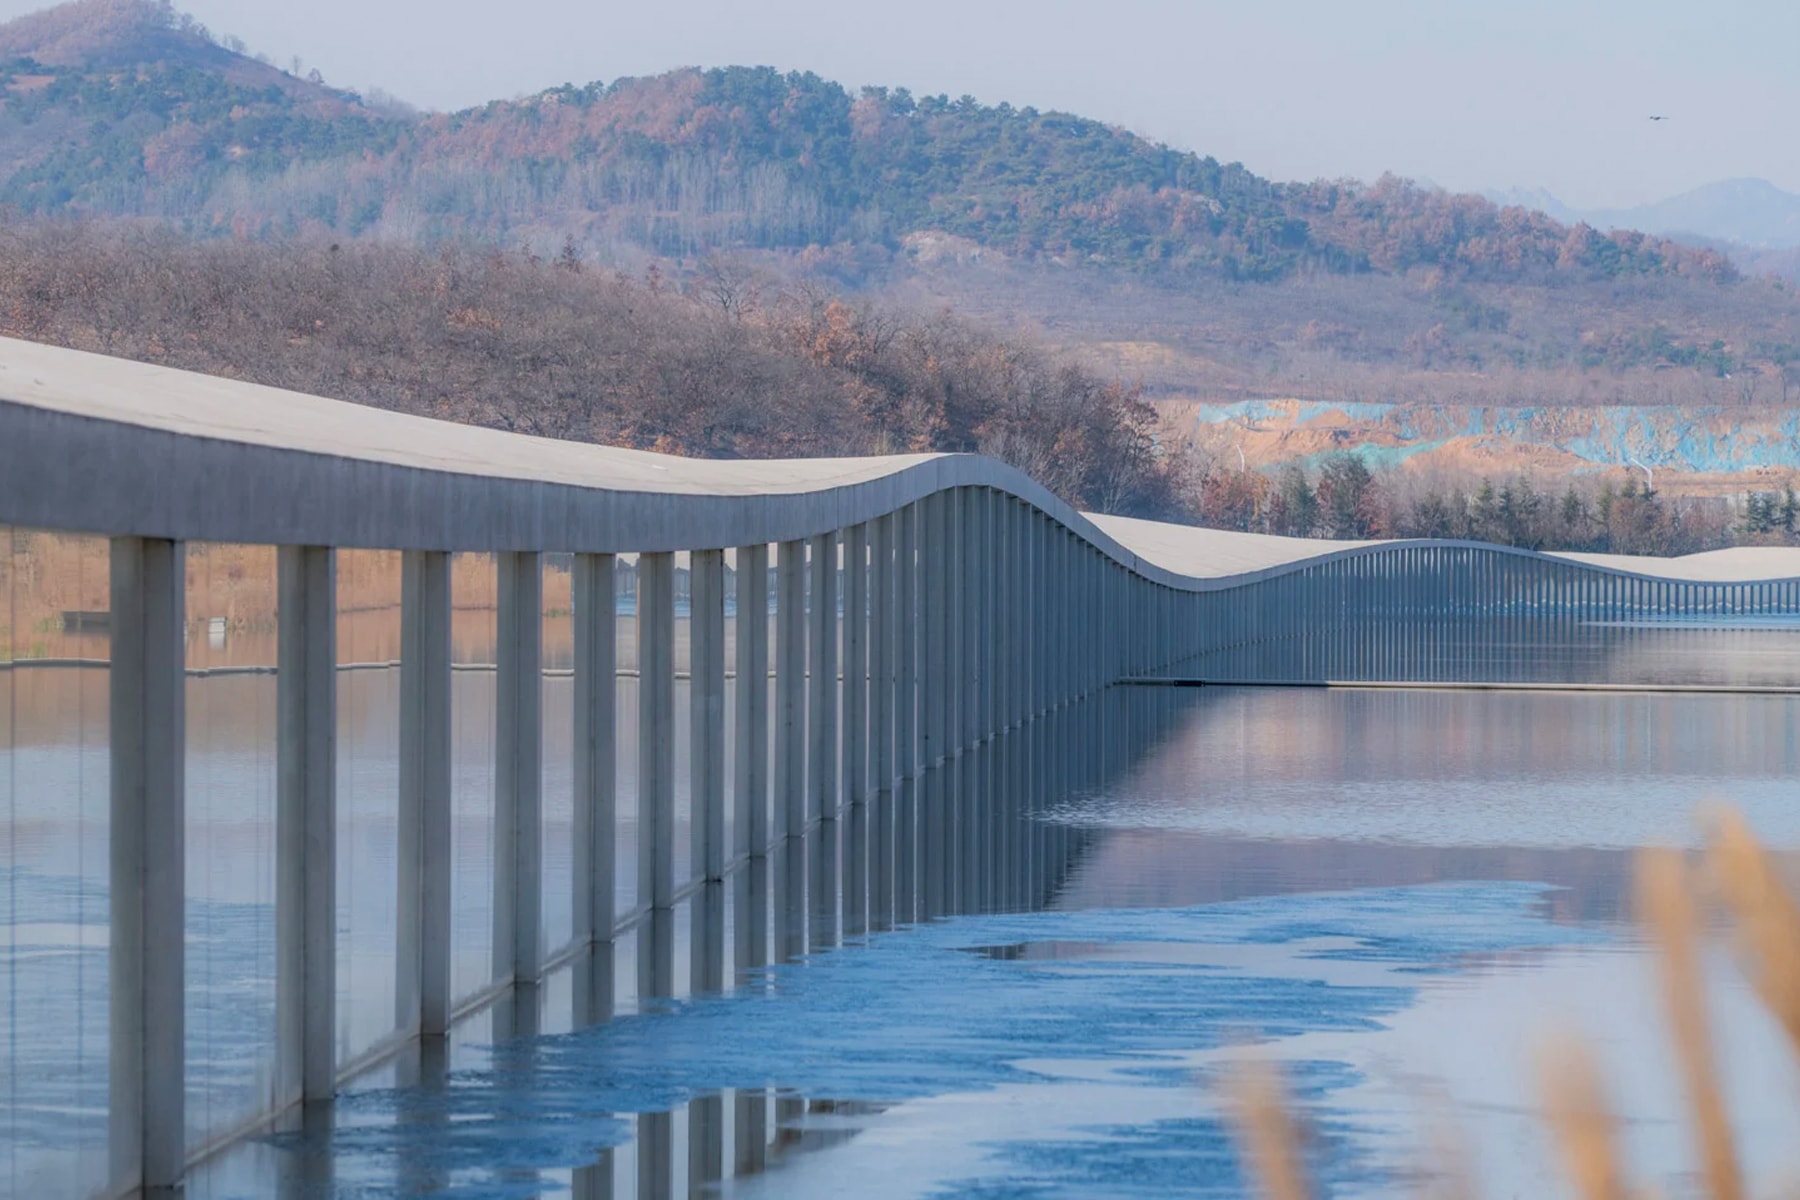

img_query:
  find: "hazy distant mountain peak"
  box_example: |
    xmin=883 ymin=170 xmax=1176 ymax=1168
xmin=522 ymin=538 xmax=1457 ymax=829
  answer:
xmin=0 ymin=0 xmax=222 ymax=70
xmin=1494 ymin=177 xmax=1800 ymax=251
xmin=1482 ymin=186 xmax=1578 ymax=223
xmin=0 ymin=0 xmax=1748 ymax=290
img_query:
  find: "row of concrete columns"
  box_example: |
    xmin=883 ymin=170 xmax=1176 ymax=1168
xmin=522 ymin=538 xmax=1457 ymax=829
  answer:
xmin=110 ymin=515 xmax=1800 ymax=1190
xmin=102 ymin=486 xmax=1177 ymax=1192
xmin=1185 ymin=546 xmax=1800 ymax=684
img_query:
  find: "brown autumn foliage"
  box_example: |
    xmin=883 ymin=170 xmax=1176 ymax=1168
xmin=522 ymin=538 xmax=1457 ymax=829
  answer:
xmin=5 ymin=218 xmax=1785 ymax=553
xmin=0 ymin=221 xmax=1191 ymax=518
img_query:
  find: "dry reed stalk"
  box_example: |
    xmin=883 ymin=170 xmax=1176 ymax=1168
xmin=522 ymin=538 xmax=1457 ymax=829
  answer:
xmin=1226 ymin=1059 xmax=1313 ymax=1200
xmin=1636 ymin=847 xmax=1744 ymax=1200
xmin=1704 ymin=809 xmax=1800 ymax=1057
xmin=1536 ymin=1033 xmax=1634 ymax=1200
xmin=1416 ymin=1115 xmax=1482 ymax=1200
xmin=1232 ymin=808 xmax=1800 ymax=1200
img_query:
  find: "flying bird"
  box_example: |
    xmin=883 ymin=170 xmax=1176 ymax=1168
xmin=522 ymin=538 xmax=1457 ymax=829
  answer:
xmin=1648 ymin=115 xmax=1670 ymax=121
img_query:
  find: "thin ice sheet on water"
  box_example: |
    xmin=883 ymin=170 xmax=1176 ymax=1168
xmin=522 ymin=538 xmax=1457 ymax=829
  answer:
xmin=296 ymin=882 xmax=1600 ymax=1196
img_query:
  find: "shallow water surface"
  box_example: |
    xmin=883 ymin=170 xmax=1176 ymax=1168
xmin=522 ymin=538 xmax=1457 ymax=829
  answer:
xmin=181 ymin=679 xmax=1800 ymax=1199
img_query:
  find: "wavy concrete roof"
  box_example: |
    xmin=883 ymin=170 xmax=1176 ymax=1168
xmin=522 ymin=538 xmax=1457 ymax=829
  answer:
xmin=2 ymin=335 xmax=1797 ymax=586
xmin=1087 ymin=513 xmax=1800 ymax=583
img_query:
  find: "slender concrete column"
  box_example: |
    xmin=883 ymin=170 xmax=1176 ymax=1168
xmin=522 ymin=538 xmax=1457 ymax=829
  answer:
xmin=808 ymin=531 xmax=840 ymax=826
xmin=894 ymin=504 xmax=921 ymax=924
xmin=774 ymin=541 xmax=807 ymax=956
xmin=869 ymin=515 xmax=895 ymax=929
xmin=775 ymin=541 xmax=807 ymax=840
xmin=690 ymin=548 xmax=728 ymax=992
xmin=571 ymin=553 xmax=617 ymax=948
xmin=732 ymin=543 xmax=771 ymax=973
xmin=109 ymin=536 xmax=185 ymax=1192
xmin=842 ymin=523 xmax=870 ymax=936
xmin=844 ymin=525 xmax=869 ymax=806
xmin=1036 ymin=518 xmax=1051 ymax=892
xmin=1018 ymin=508 xmax=1036 ymax=907
xmin=916 ymin=494 xmax=942 ymax=917
xmin=928 ymin=492 xmax=957 ymax=913
xmin=277 ymin=545 xmax=338 ymax=1104
xmin=919 ymin=493 xmax=944 ymax=776
xmin=807 ymin=532 xmax=840 ymax=949
xmin=636 ymin=551 xmax=677 ymax=996
xmin=690 ymin=550 xmax=728 ymax=879
xmin=494 ymin=551 xmax=544 ymax=984
xmin=960 ymin=490 xmax=984 ymax=910
xmin=951 ymin=490 xmax=971 ymax=911
xmin=397 ymin=550 xmax=451 ymax=1038
xmin=994 ymin=501 xmax=1011 ymax=907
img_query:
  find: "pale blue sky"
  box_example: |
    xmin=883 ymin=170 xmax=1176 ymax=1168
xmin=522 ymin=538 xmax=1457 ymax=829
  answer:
xmin=6 ymin=0 xmax=1798 ymax=207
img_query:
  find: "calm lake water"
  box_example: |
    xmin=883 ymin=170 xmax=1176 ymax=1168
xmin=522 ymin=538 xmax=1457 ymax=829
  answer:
xmin=6 ymin=615 xmax=1800 ymax=1197
xmin=184 ymin=658 xmax=1800 ymax=1198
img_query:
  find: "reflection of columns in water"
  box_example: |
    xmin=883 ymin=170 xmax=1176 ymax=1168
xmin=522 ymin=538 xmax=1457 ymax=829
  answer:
xmin=570 ymin=948 xmax=618 ymax=1200
xmin=733 ymin=1088 xmax=769 ymax=1177
xmin=491 ymin=983 xmax=544 ymax=1195
xmin=273 ymin=1100 xmax=337 ymax=1200
xmin=688 ymin=1092 xmax=724 ymax=1195
xmin=636 ymin=1110 xmax=673 ymax=1200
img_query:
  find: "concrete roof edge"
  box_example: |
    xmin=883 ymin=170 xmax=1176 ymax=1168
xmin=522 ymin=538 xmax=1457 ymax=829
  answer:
xmin=3 ymin=338 xmax=1798 ymax=588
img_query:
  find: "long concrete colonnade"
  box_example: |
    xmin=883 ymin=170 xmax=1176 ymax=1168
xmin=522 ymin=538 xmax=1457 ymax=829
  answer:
xmin=0 ymin=339 xmax=1211 ymax=1194
xmin=5 ymin=338 xmax=1800 ymax=1194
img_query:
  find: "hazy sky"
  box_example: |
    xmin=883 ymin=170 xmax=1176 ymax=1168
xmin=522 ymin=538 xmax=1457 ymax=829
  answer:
xmin=7 ymin=0 xmax=1799 ymax=208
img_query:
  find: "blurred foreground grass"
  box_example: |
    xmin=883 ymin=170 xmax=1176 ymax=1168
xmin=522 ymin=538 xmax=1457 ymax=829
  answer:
xmin=1229 ymin=809 xmax=1800 ymax=1200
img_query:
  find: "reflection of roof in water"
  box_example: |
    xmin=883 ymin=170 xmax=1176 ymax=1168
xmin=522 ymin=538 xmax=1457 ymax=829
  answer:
xmin=1086 ymin=513 xmax=1800 ymax=584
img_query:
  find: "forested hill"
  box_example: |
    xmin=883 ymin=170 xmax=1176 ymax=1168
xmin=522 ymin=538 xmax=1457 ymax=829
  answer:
xmin=0 ymin=0 xmax=1740 ymax=288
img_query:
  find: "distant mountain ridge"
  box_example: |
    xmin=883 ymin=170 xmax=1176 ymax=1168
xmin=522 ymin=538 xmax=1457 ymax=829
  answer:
xmin=1488 ymin=179 xmax=1800 ymax=251
xmin=1 ymin=0 xmax=1797 ymax=427
xmin=0 ymin=0 xmax=1741 ymax=289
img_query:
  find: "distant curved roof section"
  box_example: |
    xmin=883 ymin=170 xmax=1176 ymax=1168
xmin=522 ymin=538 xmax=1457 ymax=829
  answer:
xmin=1085 ymin=514 xmax=1800 ymax=584
xmin=1549 ymin=547 xmax=1800 ymax=582
xmin=1083 ymin=514 xmax=1378 ymax=579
